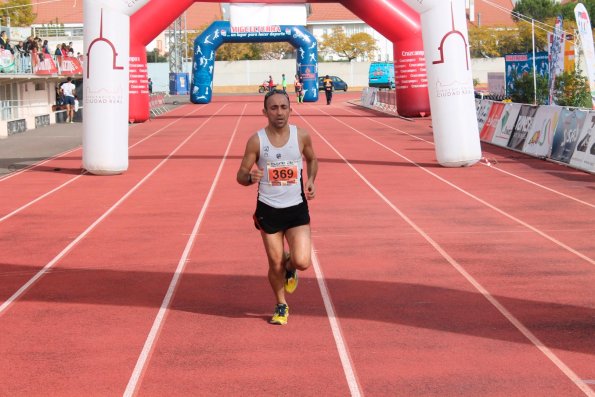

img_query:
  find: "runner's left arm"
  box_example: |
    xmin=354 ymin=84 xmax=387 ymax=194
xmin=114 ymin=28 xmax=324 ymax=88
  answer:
xmin=300 ymin=128 xmax=318 ymax=199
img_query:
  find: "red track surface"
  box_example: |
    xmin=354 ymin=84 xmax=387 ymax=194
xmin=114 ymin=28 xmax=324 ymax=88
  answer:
xmin=1 ymin=94 xmax=593 ymax=396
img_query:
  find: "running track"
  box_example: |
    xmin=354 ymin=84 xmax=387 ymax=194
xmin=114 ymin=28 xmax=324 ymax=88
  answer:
xmin=0 ymin=93 xmax=594 ymax=396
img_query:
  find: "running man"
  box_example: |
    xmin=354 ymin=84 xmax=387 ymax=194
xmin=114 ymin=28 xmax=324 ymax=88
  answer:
xmin=237 ymin=89 xmax=318 ymax=325
xmin=60 ymin=77 xmax=76 ymax=123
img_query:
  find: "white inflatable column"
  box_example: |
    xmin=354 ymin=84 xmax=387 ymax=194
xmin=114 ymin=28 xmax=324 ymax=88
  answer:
xmin=403 ymin=0 xmax=481 ymax=167
xmin=82 ymin=0 xmax=148 ymax=175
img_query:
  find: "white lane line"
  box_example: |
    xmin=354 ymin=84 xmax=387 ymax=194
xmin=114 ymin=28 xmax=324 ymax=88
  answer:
xmin=341 ymin=106 xmax=594 ymax=209
xmin=297 ymin=112 xmax=595 ymax=397
xmin=311 ymin=247 xmax=362 ymax=397
xmin=0 ymin=105 xmax=205 ymax=224
xmin=315 ymin=108 xmax=595 ymax=267
xmin=123 ymin=104 xmax=247 ymax=397
xmin=0 ymin=104 xmax=227 ymax=318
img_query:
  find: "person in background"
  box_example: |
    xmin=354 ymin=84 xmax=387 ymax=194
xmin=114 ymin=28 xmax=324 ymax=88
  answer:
xmin=267 ymin=75 xmax=275 ymax=92
xmin=323 ymin=75 xmax=333 ymax=105
xmin=148 ymin=77 xmax=153 ymax=94
xmin=0 ymin=31 xmax=8 ymax=50
xmin=60 ymin=77 xmax=77 ymax=123
xmin=294 ymin=74 xmax=303 ymax=104
xmin=281 ymin=73 xmax=287 ymax=92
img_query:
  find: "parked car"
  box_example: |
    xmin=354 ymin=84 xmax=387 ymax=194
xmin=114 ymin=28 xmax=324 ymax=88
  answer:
xmin=318 ymin=75 xmax=348 ymax=91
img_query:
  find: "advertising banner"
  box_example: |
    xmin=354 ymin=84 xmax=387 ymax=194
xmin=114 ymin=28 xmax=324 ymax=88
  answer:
xmin=505 ymin=52 xmax=549 ymax=96
xmin=0 ymin=49 xmax=15 ymax=72
xmin=550 ymin=108 xmax=588 ymax=163
xmin=522 ymin=105 xmax=561 ymax=158
xmin=575 ymin=3 xmax=595 ymax=108
xmin=548 ymin=16 xmax=564 ymax=104
xmin=32 ymin=52 xmax=59 ymax=75
xmin=479 ymin=102 xmax=504 ymax=142
xmin=476 ymin=99 xmax=493 ymax=131
xmin=564 ymin=33 xmax=575 ymax=72
xmin=508 ymin=104 xmax=538 ymax=151
xmin=58 ymin=55 xmax=84 ymax=75
xmin=491 ymin=102 xmax=522 ymax=147
xmin=570 ymin=110 xmax=595 ymax=172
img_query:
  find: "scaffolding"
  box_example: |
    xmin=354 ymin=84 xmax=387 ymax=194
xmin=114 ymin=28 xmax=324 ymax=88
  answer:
xmin=167 ymin=14 xmax=187 ymax=74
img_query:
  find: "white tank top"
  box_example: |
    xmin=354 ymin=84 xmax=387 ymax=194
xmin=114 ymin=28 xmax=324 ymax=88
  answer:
xmin=256 ymin=125 xmax=304 ymax=208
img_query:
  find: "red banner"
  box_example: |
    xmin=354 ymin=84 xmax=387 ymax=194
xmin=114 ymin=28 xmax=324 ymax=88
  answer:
xmin=57 ymin=55 xmax=84 ymax=75
xmin=32 ymin=51 xmax=59 ymax=75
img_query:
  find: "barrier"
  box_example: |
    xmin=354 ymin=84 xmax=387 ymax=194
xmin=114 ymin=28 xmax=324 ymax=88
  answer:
xmin=476 ymin=99 xmax=595 ymax=174
xmin=360 ymin=88 xmax=399 ymax=115
xmin=149 ymin=93 xmax=168 ymax=117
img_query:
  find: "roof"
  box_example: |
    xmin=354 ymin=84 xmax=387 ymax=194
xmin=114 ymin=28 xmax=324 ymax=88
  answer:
xmin=23 ymin=1 xmax=514 ymax=29
xmin=23 ymin=1 xmax=222 ymax=28
xmin=470 ymin=0 xmax=516 ymax=27
xmin=308 ymin=3 xmax=359 ymax=23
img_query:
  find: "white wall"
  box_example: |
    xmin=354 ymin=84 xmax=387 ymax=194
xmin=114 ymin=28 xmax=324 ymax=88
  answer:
xmin=148 ymin=60 xmax=373 ymax=92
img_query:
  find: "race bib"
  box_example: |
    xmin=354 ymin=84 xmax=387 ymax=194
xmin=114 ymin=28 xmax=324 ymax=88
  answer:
xmin=267 ymin=160 xmax=299 ymax=186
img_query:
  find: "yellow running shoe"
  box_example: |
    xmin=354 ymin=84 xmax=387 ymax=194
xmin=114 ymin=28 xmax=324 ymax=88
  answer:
xmin=284 ymin=252 xmax=298 ymax=294
xmin=269 ymin=303 xmax=289 ymax=325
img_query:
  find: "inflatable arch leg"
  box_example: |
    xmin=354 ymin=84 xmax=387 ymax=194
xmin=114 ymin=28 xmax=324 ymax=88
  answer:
xmin=403 ymin=0 xmax=481 ymax=166
xmin=82 ymin=0 xmax=149 ymax=175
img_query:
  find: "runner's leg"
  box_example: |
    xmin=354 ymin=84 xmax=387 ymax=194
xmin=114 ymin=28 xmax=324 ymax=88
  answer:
xmin=284 ymin=224 xmax=311 ymax=272
xmin=260 ymin=231 xmax=287 ymax=304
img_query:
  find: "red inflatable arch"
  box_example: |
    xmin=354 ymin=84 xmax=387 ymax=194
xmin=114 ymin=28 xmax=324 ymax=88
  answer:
xmin=83 ymin=0 xmax=481 ymax=175
xmin=129 ymin=0 xmax=429 ymax=122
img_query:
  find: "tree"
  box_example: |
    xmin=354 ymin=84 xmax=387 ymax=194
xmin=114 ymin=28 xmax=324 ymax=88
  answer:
xmin=0 ymin=0 xmax=35 ymax=27
xmin=508 ymin=70 xmax=549 ymax=104
xmin=560 ymin=0 xmax=595 ymax=29
xmin=257 ymin=42 xmax=294 ymax=60
xmin=552 ymin=68 xmax=592 ymax=107
xmin=512 ymin=0 xmax=560 ymax=22
xmin=146 ymin=49 xmax=167 ymax=63
xmin=320 ymin=27 xmax=377 ymax=61
xmin=215 ymin=43 xmax=258 ymax=61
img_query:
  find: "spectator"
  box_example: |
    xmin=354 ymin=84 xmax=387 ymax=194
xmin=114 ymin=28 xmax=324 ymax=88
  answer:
xmin=54 ymin=44 xmax=62 ymax=56
xmin=60 ymin=77 xmax=77 ymax=123
xmin=148 ymin=78 xmax=153 ymax=94
xmin=42 ymin=40 xmax=49 ymax=54
xmin=267 ymin=75 xmax=274 ymax=92
xmin=0 ymin=31 xmax=7 ymax=50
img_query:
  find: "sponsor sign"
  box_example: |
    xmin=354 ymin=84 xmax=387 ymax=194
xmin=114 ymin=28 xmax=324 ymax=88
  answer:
xmin=550 ymin=108 xmax=588 ymax=163
xmin=508 ymin=104 xmax=538 ymax=151
xmin=521 ymin=105 xmax=561 ymax=157
xmin=570 ymin=110 xmax=595 ymax=172
xmin=491 ymin=102 xmax=522 ymax=147
xmin=479 ymin=102 xmax=504 ymax=142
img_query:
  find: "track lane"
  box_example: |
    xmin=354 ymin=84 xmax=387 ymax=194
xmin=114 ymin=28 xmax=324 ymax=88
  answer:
xmin=0 ymin=102 xmax=241 ymax=395
xmin=132 ymin=101 xmax=354 ymax=396
xmin=294 ymin=103 xmax=594 ymax=396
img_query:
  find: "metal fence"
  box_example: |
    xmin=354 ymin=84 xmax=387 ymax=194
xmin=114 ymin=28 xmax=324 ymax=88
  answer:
xmin=0 ymin=100 xmax=52 ymax=121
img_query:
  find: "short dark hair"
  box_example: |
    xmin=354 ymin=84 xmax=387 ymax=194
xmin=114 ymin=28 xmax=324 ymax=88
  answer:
xmin=264 ymin=89 xmax=289 ymax=107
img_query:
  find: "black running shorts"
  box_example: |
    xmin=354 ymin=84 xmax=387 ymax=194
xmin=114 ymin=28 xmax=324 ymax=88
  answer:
xmin=253 ymin=199 xmax=310 ymax=234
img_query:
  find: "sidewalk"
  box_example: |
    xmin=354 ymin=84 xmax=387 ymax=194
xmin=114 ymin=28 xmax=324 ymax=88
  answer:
xmin=0 ymin=97 xmax=186 ymax=176
xmin=0 ymin=121 xmax=82 ymax=176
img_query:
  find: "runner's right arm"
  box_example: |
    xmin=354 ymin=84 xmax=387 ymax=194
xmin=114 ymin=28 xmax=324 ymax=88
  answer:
xmin=237 ymin=134 xmax=263 ymax=186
